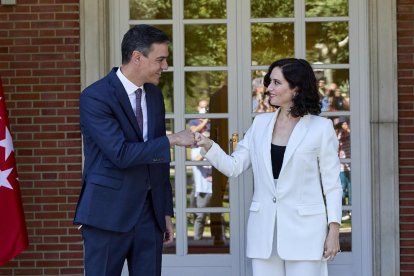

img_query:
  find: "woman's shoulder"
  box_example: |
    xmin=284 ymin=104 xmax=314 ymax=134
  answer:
xmin=253 ymin=112 xmax=275 ymax=123
xmin=307 ymin=115 xmax=334 ymax=131
xmin=308 ymin=114 xmax=331 ymax=123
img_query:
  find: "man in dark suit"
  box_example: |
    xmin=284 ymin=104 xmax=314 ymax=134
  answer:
xmin=74 ymin=24 xmax=194 ymax=276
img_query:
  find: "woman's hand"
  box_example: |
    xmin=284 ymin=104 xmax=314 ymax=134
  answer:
xmin=323 ymin=222 xmax=341 ymax=261
xmin=195 ymin=132 xmax=213 ymax=151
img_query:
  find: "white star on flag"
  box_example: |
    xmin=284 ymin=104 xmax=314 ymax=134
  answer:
xmin=0 ymin=126 xmax=14 ymax=160
xmin=0 ymin=167 xmax=13 ymax=190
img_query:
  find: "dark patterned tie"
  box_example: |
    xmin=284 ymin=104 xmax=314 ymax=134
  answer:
xmin=135 ymin=88 xmax=143 ymax=132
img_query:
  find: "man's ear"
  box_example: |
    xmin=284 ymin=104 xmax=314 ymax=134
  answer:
xmin=132 ymin=50 xmax=142 ymax=64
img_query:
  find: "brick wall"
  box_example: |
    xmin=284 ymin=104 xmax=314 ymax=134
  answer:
xmin=398 ymin=1 xmax=414 ymax=275
xmin=0 ymin=0 xmax=83 ymax=275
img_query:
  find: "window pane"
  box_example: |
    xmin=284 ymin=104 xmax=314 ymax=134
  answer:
xmin=186 ymin=162 xmax=229 ymax=208
xmin=333 ymin=116 xmax=351 ymax=159
xmin=340 ymin=211 xmax=352 ymax=252
xmin=163 ymin=165 xmax=176 ymax=254
xmin=251 ymin=23 xmax=294 ymax=66
xmin=251 ymin=70 xmax=275 ymax=113
xmin=315 ymin=69 xmax=350 ymax=112
xmin=187 ymin=212 xmax=229 ymax=253
xmin=306 ymin=22 xmax=349 ymax=64
xmin=185 ymin=71 xmax=228 ymax=113
xmin=340 ymin=163 xmax=352 ymax=252
xmin=129 ymin=0 xmax=172 ymax=20
xmin=251 ymin=0 xmax=294 ymax=18
xmin=184 ymin=0 xmax=226 ymax=19
xmin=185 ymin=24 xmax=227 ymax=66
xmin=160 ymin=71 xmax=174 ymax=113
xmin=340 ymin=163 xmax=351 ymax=207
xmin=305 ymin=0 xmax=348 ymax=17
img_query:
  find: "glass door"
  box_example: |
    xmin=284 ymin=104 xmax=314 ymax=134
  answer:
xmin=110 ymin=0 xmax=367 ymax=275
xmin=115 ymin=0 xmax=241 ymax=275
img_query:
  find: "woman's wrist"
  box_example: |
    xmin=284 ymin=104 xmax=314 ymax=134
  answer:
xmin=204 ymin=139 xmax=213 ymax=151
xmin=329 ymin=222 xmax=340 ymax=232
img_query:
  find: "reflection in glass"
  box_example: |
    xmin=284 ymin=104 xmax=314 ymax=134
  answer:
xmin=159 ymin=71 xmax=174 ymax=113
xmin=305 ymin=0 xmax=348 ymax=17
xmin=187 ymin=212 xmax=230 ymax=254
xmin=184 ymin=0 xmax=226 ymax=19
xmin=185 ymin=24 xmax=227 ymax=66
xmin=185 ymin=71 xmax=228 ymax=113
xmin=251 ymin=0 xmax=294 ymax=18
xmin=165 ymin=119 xmax=174 ymax=161
xmin=340 ymin=163 xmax=351 ymax=207
xmin=186 ymin=150 xmax=230 ymax=208
xmin=329 ymin=116 xmax=351 ymax=158
xmin=185 ymin=162 xmax=229 ymax=207
xmin=340 ymin=211 xmax=352 ymax=252
xmin=130 ymin=0 xmax=172 ymax=20
xmin=314 ymin=69 xmax=349 ymax=112
xmin=306 ymin=22 xmax=349 ymax=64
xmin=163 ymin=166 xmax=175 ymax=254
xmin=339 ymin=162 xmax=352 ymax=251
xmin=251 ymin=70 xmax=275 ymax=113
xmin=251 ymin=23 xmax=294 ymax=66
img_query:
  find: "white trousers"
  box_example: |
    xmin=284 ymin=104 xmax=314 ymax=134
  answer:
xmin=252 ymin=256 xmax=328 ymax=276
xmin=250 ymin=179 xmax=328 ymax=276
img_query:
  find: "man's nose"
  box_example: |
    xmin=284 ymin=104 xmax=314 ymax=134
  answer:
xmin=162 ymin=60 xmax=168 ymax=70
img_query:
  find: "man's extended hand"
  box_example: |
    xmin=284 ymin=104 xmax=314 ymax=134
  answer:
xmin=168 ymin=129 xmax=195 ymax=146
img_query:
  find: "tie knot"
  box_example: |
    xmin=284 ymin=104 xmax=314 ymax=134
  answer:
xmin=136 ymin=88 xmax=143 ymax=96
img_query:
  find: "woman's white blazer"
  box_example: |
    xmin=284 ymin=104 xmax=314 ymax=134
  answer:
xmin=203 ymin=110 xmax=342 ymax=260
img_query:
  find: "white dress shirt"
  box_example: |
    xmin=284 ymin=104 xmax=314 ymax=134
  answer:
xmin=116 ymin=67 xmax=148 ymax=141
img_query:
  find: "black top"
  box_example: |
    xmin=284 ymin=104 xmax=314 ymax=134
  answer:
xmin=271 ymin=144 xmax=286 ymax=179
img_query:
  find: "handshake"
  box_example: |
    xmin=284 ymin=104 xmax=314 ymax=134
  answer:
xmin=167 ymin=130 xmax=213 ymax=151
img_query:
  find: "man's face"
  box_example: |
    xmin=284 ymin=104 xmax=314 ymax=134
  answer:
xmin=137 ymin=43 xmax=169 ymax=85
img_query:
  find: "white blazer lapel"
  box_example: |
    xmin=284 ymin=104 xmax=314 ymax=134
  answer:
xmin=262 ymin=110 xmax=279 ymax=187
xmin=279 ymin=115 xmax=310 ymax=174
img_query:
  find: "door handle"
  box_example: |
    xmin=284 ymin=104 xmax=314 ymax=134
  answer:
xmin=229 ymin=132 xmax=238 ymax=154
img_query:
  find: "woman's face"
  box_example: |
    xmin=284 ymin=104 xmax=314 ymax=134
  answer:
xmin=267 ymin=67 xmax=296 ymax=109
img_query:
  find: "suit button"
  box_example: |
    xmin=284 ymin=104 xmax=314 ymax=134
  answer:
xmin=272 ymin=197 xmax=276 ymax=203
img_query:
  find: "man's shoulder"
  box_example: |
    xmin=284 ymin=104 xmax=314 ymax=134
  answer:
xmin=82 ymin=68 xmax=118 ymax=96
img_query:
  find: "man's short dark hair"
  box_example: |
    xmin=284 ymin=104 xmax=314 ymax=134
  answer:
xmin=121 ymin=24 xmax=170 ymax=64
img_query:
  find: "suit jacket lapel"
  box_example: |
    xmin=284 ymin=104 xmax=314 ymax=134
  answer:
xmin=280 ymin=115 xmax=310 ymax=174
xmin=108 ymin=69 xmax=142 ymax=138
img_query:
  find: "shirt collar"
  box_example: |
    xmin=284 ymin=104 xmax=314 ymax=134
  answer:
xmin=116 ymin=67 xmax=144 ymax=96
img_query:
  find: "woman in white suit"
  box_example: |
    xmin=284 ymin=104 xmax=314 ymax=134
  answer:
xmin=195 ymin=58 xmax=342 ymax=276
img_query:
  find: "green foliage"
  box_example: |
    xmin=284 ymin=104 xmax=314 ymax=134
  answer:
xmin=129 ymin=0 xmax=172 ymax=20
xmin=252 ymin=23 xmax=294 ymax=66
xmin=185 ymin=72 xmax=227 ymax=113
xmin=251 ymin=0 xmax=294 ymax=18
xmin=306 ymin=22 xmax=349 ymax=64
xmin=305 ymin=0 xmax=348 ymax=17
xmin=185 ymin=24 xmax=227 ymax=67
xmin=184 ymin=0 xmax=226 ymax=19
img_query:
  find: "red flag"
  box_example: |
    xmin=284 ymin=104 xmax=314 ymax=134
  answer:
xmin=0 ymin=77 xmax=28 ymax=266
